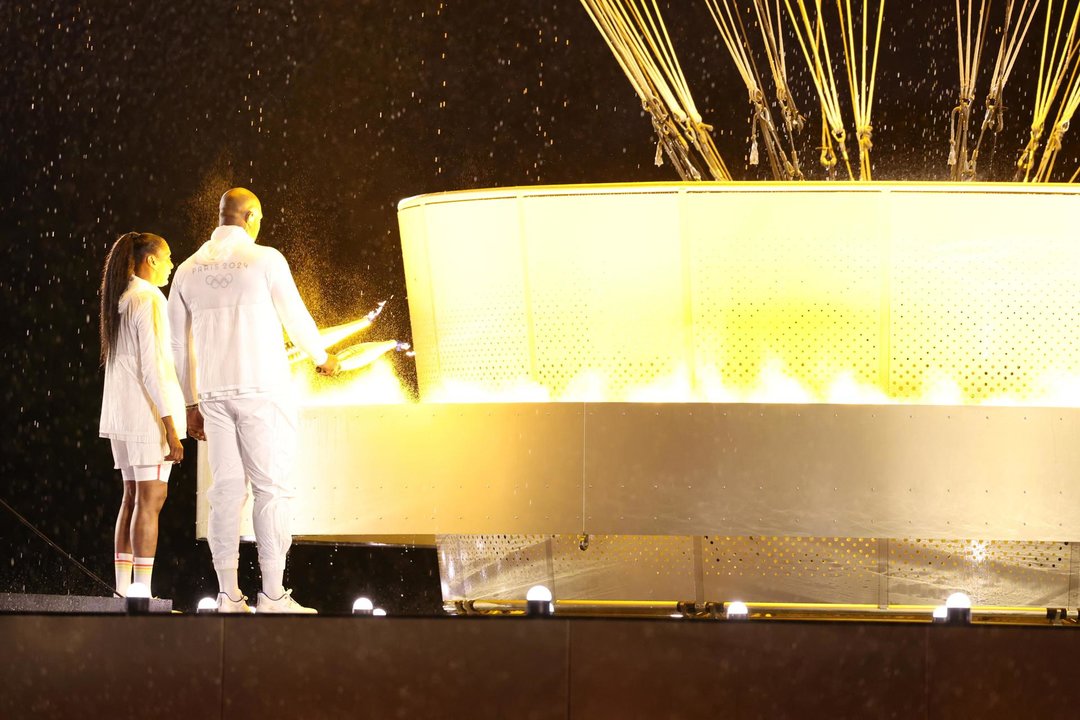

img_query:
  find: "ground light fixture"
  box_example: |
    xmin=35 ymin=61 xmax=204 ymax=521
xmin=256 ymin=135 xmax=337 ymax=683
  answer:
xmin=945 ymin=592 xmax=972 ymax=624
xmin=724 ymin=601 xmax=749 ymax=619
xmin=197 ymin=597 xmax=218 ymax=614
xmin=526 ymin=585 xmax=554 ymax=616
xmin=125 ymin=583 xmax=150 ymax=614
xmin=372 ymin=608 xmax=387 ymax=617
xmin=352 ymin=597 xmax=374 ymax=615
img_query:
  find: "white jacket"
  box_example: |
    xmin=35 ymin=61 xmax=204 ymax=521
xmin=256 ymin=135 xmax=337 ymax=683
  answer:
xmin=99 ymin=276 xmax=187 ymax=442
xmin=168 ymin=224 xmax=327 ymax=403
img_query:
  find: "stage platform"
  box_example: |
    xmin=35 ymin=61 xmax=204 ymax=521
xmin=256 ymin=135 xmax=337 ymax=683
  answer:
xmin=3 ymin=613 xmax=1078 ymax=718
xmin=0 ymin=592 xmax=172 ymax=613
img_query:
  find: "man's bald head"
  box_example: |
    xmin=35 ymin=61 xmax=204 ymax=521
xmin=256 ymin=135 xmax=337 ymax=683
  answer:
xmin=219 ymin=187 xmax=263 ymax=239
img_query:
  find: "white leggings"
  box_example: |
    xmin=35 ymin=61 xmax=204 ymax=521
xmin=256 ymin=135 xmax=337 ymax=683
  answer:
xmin=201 ymin=393 xmax=297 ymax=574
xmin=121 ymin=464 xmax=173 ymax=483
xmin=110 ymin=439 xmax=172 ymax=482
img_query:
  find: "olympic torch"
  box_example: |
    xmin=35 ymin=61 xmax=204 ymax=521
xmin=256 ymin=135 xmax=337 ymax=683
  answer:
xmin=287 ymin=300 xmax=388 ymax=365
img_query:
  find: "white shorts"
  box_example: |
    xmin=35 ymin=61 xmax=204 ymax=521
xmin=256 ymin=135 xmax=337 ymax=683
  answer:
xmin=110 ymin=439 xmax=172 ymax=483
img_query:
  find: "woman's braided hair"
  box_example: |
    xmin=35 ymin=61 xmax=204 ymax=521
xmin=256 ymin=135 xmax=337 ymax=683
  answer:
xmin=98 ymin=231 xmax=164 ymax=365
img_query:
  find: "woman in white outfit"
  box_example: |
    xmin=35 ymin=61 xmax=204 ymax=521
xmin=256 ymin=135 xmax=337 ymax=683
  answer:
xmin=99 ymin=231 xmax=186 ymax=598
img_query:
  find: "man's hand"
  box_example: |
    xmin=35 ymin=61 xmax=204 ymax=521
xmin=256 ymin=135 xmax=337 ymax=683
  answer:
xmin=187 ymin=405 xmax=206 ymax=441
xmin=316 ymin=353 xmax=340 ymax=376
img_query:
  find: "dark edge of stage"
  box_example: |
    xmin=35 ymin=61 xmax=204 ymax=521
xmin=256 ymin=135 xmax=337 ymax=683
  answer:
xmin=0 ymin=592 xmax=173 ymax=613
xmin=4 ymin=613 xmax=1079 ymax=719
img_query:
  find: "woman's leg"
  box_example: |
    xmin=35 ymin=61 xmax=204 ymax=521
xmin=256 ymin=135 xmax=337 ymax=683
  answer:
xmin=130 ymin=471 xmax=169 ymax=593
xmin=113 ymin=479 xmax=136 ymax=596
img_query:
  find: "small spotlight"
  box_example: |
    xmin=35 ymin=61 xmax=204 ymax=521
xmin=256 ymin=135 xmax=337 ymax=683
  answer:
xmin=946 ymin=592 xmax=971 ymax=608
xmin=932 ymin=605 xmax=947 ymax=623
xmin=724 ymin=601 xmax=749 ymax=619
xmin=125 ymin=582 xmax=150 ymax=614
xmin=526 ymin=585 xmax=554 ymax=617
xmin=352 ymin=597 xmax=374 ymax=615
xmin=945 ymin=592 xmax=971 ymax=624
xmin=197 ymin=597 xmax=218 ymax=614
xmin=372 ymin=608 xmax=387 ymax=617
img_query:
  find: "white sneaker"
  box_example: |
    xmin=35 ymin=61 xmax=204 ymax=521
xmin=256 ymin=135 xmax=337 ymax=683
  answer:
xmin=216 ymin=592 xmax=255 ymax=614
xmin=256 ymin=589 xmax=317 ymax=614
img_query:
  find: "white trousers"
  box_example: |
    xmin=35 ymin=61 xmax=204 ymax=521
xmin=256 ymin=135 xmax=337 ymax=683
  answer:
xmin=201 ymin=392 xmax=297 ymax=574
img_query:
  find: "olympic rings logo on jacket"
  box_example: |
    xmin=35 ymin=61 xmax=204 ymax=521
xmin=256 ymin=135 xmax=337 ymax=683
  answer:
xmin=205 ymin=274 xmax=233 ymax=289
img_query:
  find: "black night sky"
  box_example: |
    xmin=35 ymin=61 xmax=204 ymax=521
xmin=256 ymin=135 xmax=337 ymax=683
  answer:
xmin=2 ymin=1 xmax=1077 ymax=613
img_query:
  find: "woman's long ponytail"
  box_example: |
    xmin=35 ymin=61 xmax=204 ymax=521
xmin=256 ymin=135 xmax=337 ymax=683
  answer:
xmin=99 ymin=232 xmax=162 ymax=365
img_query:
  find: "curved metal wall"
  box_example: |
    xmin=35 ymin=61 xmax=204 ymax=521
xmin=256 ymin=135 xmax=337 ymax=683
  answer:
xmin=399 ymin=182 xmax=1080 ymax=403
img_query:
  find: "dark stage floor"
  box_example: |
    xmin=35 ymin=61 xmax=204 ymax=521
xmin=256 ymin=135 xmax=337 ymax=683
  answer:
xmin=4 ymin=612 xmax=1079 ymax=719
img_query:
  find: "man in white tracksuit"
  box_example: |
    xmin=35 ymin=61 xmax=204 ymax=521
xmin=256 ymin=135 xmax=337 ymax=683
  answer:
xmin=168 ymin=187 xmax=338 ymax=614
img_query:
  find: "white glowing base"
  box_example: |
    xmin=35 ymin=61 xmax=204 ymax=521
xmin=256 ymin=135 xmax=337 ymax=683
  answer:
xmin=197 ymin=401 xmax=1080 ymax=542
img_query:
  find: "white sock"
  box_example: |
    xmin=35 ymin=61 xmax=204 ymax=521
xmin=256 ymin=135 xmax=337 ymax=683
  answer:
xmin=133 ymin=556 xmax=154 ymax=595
xmin=114 ymin=553 xmax=133 ymax=597
xmin=261 ymin=568 xmax=285 ymax=599
xmin=216 ymin=569 xmax=241 ymax=600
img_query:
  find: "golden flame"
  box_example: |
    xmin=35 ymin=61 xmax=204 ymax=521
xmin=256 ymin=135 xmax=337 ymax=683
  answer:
xmin=295 ymin=355 xmax=1080 ymax=408
xmin=294 ymin=358 xmax=410 ymax=406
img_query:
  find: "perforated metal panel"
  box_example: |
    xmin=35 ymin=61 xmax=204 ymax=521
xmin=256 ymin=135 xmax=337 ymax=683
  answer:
xmin=398 ymin=183 xmax=1080 ymax=403
xmin=438 ymin=534 xmax=552 ymax=601
xmin=701 ymin=536 xmax=881 ymax=604
xmin=397 ymin=204 xmax=439 ymax=393
xmin=686 ymin=190 xmax=885 ymax=396
xmin=550 ymin=534 xmax=698 ymax=601
xmin=438 ymin=534 xmax=1077 ymax=608
xmin=886 ymin=538 xmax=1073 ymax=607
xmin=523 ymin=192 xmax=686 ymax=399
xmin=887 ymin=192 xmax=1080 ymax=401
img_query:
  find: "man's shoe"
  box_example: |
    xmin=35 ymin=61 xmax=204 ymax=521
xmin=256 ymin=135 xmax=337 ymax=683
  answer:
xmin=256 ymin=589 xmax=317 ymax=614
xmin=216 ymin=592 xmax=255 ymax=614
